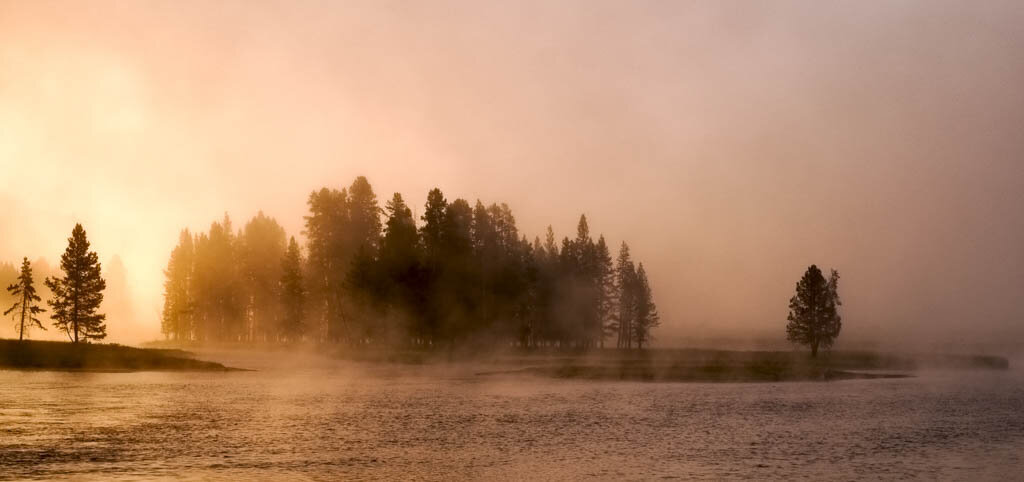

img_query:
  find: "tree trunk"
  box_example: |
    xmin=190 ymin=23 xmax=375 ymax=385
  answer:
xmin=19 ymin=291 xmax=27 ymax=341
xmin=811 ymin=342 xmax=819 ymax=358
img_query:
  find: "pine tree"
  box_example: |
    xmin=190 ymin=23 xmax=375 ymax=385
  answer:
xmin=420 ymin=188 xmax=447 ymax=264
xmin=380 ymin=193 xmax=421 ymax=338
xmin=614 ymin=242 xmax=637 ymax=348
xmin=346 ymin=176 xmax=383 ymax=255
xmin=46 ymin=224 xmax=107 ymax=343
xmin=191 ymin=215 xmax=242 ymax=341
xmin=304 ymin=187 xmax=349 ymax=342
xmin=632 ymin=263 xmax=659 ymax=349
xmin=279 ymin=237 xmax=306 ymax=342
xmin=595 ymin=236 xmax=615 ymax=348
xmin=786 ymin=265 xmax=841 ymax=357
xmin=4 ymin=257 xmax=47 ymax=341
xmin=161 ymin=230 xmax=195 ymax=341
xmin=239 ymin=211 xmax=287 ymax=342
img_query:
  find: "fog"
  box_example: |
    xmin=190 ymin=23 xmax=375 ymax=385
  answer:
xmin=1 ymin=0 xmax=1022 ymax=347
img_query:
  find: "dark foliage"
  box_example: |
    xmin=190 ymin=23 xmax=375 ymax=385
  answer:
xmin=45 ymin=224 xmax=107 ymax=343
xmin=160 ymin=177 xmax=660 ymax=349
xmin=786 ymin=265 xmax=841 ymax=357
xmin=4 ymin=257 xmax=47 ymax=340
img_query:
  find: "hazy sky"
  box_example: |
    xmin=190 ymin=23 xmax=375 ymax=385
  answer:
xmin=2 ymin=0 xmax=1022 ymax=345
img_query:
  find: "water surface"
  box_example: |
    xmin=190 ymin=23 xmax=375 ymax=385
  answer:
xmin=2 ymin=352 xmax=1021 ymax=480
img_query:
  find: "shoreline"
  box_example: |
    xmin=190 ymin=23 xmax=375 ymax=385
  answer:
xmin=5 ymin=340 xmax=1010 ymax=380
xmin=0 ymin=339 xmax=239 ymax=372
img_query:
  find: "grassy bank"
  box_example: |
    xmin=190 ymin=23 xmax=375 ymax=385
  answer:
xmin=0 ymin=339 xmax=237 ymax=372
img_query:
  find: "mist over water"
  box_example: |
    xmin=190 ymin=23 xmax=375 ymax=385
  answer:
xmin=2 ymin=0 xmax=1024 ymax=347
xmin=1 ymin=352 xmax=1022 ymax=480
xmin=2 ymin=2 xmax=1024 ymax=479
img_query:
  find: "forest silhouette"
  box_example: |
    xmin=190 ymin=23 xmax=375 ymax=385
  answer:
xmin=160 ymin=176 xmax=660 ymax=350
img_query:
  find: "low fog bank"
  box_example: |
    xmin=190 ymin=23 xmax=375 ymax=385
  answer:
xmin=155 ymin=336 xmax=1014 ymax=383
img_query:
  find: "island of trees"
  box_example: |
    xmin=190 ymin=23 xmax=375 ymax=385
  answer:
xmin=159 ymin=176 xmax=660 ymax=350
xmin=1 ymin=178 xmax=850 ymax=361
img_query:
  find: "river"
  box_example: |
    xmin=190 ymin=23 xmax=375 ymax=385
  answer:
xmin=1 ymin=351 xmax=1022 ymax=480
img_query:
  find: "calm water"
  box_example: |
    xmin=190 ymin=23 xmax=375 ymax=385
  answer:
xmin=1 ymin=352 xmax=1022 ymax=480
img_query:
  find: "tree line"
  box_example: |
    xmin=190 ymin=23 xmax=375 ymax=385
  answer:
xmin=160 ymin=176 xmax=660 ymax=349
xmin=4 ymin=224 xmax=108 ymax=342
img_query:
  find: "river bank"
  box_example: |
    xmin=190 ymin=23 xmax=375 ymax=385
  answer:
xmin=0 ymin=339 xmax=237 ymax=372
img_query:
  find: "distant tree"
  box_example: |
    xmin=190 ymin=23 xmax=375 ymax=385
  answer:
xmin=632 ymin=263 xmax=659 ymax=349
xmin=46 ymin=224 xmax=107 ymax=343
xmin=420 ymin=188 xmax=447 ymax=264
xmin=0 ymin=261 xmax=18 ymax=313
xmin=191 ymin=215 xmax=242 ymax=341
xmin=238 ymin=211 xmax=287 ymax=341
xmin=162 ymin=229 xmax=194 ymax=341
xmin=379 ymin=193 xmax=421 ymax=339
xmin=304 ymin=187 xmax=349 ymax=342
xmin=346 ymin=176 xmax=383 ymax=255
xmin=594 ymin=236 xmax=615 ymax=348
xmin=279 ymin=237 xmax=306 ymax=342
xmin=418 ymin=188 xmax=449 ymax=344
xmin=785 ymin=265 xmax=841 ymax=357
xmin=4 ymin=257 xmax=47 ymax=341
xmin=439 ymin=198 xmax=475 ymax=343
xmin=614 ymin=242 xmax=637 ymax=348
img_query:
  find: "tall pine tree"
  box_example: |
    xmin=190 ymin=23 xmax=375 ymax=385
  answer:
xmin=594 ymin=236 xmax=615 ymax=348
xmin=614 ymin=242 xmax=637 ymax=348
xmin=279 ymin=237 xmax=306 ymax=342
xmin=786 ymin=265 xmax=841 ymax=357
xmin=161 ymin=229 xmax=194 ymax=341
xmin=632 ymin=263 xmax=659 ymax=349
xmin=46 ymin=224 xmax=107 ymax=343
xmin=4 ymin=257 xmax=47 ymax=341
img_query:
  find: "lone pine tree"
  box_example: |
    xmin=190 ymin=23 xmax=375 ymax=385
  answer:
xmin=46 ymin=224 xmax=107 ymax=343
xmin=4 ymin=257 xmax=47 ymax=341
xmin=785 ymin=265 xmax=841 ymax=357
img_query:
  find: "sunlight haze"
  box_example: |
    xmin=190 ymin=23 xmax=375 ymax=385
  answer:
xmin=2 ymin=0 xmax=1022 ymax=346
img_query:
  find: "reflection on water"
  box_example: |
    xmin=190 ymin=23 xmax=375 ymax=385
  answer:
xmin=1 ymin=351 xmax=1022 ymax=480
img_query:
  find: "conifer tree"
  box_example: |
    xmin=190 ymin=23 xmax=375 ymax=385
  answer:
xmin=786 ymin=265 xmax=841 ymax=357
xmin=162 ymin=229 xmax=194 ymax=341
xmin=4 ymin=257 xmax=47 ymax=341
xmin=614 ymin=242 xmax=637 ymax=348
xmin=304 ymin=187 xmax=349 ymax=342
xmin=595 ymin=236 xmax=615 ymax=348
xmin=380 ymin=193 xmax=421 ymax=335
xmin=420 ymin=188 xmax=447 ymax=264
xmin=279 ymin=237 xmax=306 ymax=341
xmin=632 ymin=263 xmax=659 ymax=349
xmin=239 ymin=211 xmax=287 ymax=341
xmin=46 ymin=224 xmax=107 ymax=343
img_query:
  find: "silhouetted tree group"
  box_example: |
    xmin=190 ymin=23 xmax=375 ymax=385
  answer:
xmin=3 ymin=224 xmax=108 ymax=343
xmin=160 ymin=176 xmax=659 ymax=350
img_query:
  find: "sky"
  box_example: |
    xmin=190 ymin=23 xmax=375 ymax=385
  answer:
xmin=1 ymin=0 xmax=1023 ymax=346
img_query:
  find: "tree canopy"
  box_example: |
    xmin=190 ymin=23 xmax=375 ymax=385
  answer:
xmin=45 ymin=224 xmax=107 ymax=343
xmin=159 ymin=177 xmax=660 ymax=350
xmin=4 ymin=257 xmax=47 ymax=341
xmin=786 ymin=265 xmax=841 ymax=357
